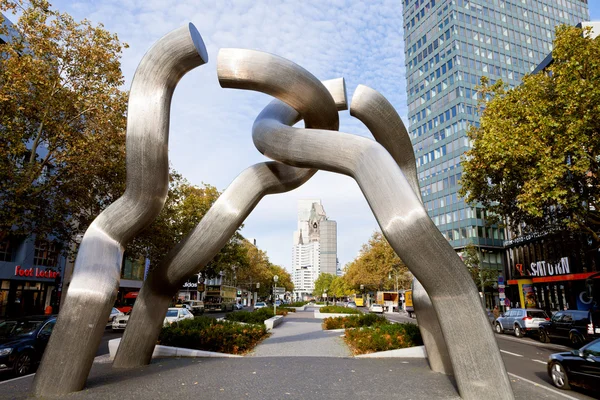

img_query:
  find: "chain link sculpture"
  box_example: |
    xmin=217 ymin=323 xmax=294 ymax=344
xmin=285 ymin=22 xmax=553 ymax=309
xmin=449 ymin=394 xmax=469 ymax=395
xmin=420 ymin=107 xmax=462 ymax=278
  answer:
xmin=33 ymin=24 xmax=514 ymax=400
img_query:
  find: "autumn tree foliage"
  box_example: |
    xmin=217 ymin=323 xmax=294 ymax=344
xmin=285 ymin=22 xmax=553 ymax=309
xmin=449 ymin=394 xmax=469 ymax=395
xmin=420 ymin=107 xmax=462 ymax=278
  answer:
xmin=0 ymin=0 xmax=128 ymax=246
xmin=343 ymin=231 xmax=411 ymax=292
xmin=459 ymin=25 xmax=600 ymax=244
xmin=234 ymin=240 xmax=293 ymax=297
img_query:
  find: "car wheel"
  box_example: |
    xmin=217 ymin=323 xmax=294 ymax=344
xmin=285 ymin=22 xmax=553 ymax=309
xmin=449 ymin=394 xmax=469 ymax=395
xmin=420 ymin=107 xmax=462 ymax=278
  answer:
xmin=539 ymin=329 xmax=550 ymax=343
xmin=549 ymin=361 xmax=571 ymax=390
xmin=569 ymin=332 xmax=583 ymax=348
xmin=514 ymin=324 xmax=524 ymax=338
xmin=14 ymin=352 xmax=33 ymax=377
xmin=495 ymin=322 xmax=503 ymax=334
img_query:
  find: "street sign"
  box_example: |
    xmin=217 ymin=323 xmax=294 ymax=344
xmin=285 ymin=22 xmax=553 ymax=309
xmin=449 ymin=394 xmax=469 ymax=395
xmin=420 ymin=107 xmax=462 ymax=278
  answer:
xmin=498 ymin=284 xmax=505 ymax=289
xmin=498 ymin=287 xmax=505 ymax=293
xmin=498 ymin=276 xmax=504 ymax=285
xmin=499 ymin=293 xmax=506 ymax=299
xmin=504 ymin=298 xmax=510 ymax=306
xmin=274 ymin=286 xmax=285 ymax=294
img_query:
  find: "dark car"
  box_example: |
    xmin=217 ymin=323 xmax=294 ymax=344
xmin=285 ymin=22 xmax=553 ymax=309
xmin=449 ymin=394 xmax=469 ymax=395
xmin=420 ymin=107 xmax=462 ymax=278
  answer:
xmin=548 ymin=337 xmax=600 ymax=392
xmin=539 ymin=309 xmax=600 ymax=347
xmin=0 ymin=315 xmax=57 ymax=376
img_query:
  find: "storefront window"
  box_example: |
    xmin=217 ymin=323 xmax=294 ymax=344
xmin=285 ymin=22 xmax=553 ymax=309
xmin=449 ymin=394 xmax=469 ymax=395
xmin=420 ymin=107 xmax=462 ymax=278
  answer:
xmin=0 ymin=240 xmax=12 ymax=262
xmin=121 ymin=255 xmax=145 ymax=281
xmin=33 ymin=240 xmax=59 ymax=267
xmin=0 ymin=281 xmax=9 ymax=317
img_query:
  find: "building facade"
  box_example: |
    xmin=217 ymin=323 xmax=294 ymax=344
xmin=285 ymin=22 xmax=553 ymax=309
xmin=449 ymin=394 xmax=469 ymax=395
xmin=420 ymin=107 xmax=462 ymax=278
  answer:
xmin=292 ymin=200 xmax=338 ymax=300
xmin=402 ymin=0 xmax=589 ymax=307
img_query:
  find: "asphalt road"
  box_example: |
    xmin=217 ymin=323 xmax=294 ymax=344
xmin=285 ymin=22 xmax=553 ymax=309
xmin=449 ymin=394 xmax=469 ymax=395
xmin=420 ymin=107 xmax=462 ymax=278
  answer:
xmin=382 ymin=311 xmax=597 ymax=400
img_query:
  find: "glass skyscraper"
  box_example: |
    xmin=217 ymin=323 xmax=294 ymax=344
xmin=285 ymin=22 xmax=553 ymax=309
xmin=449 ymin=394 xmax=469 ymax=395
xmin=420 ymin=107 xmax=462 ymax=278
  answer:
xmin=402 ymin=0 xmax=589 ymax=275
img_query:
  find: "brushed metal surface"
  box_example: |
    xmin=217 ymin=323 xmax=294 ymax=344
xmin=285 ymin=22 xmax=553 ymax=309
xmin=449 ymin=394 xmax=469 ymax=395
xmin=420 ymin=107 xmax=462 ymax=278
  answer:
xmin=32 ymin=24 xmax=208 ymax=396
xmin=350 ymin=85 xmax=453 ymax=376
xmin=218 ymin=50 xmax=513 ymax=400
xmin=113 ymin=78 xmax=347 ymax=368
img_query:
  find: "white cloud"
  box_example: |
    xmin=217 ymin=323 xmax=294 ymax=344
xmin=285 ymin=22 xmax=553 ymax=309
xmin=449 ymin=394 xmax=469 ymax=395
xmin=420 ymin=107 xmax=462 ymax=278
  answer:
xmin=50 ymin=0 xmax=407 ymax=271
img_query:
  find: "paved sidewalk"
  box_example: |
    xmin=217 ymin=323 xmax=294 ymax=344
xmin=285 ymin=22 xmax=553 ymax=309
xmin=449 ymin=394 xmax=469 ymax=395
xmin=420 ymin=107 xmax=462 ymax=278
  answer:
xmin=250 ymin=308 xmax=351 ymax=357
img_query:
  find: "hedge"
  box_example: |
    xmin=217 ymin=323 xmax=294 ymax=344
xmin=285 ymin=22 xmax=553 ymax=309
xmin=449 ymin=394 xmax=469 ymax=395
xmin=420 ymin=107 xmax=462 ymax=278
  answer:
xmin=158 ymin=316 xmax=268 ymax=354
xmin=344 ymin=323 xmax=423 ymax=355
xmin=319 ymin=305 xmax=361 ymax=314
xmin=286 ymin=301 xmax=309 ymax=307
xmin=323 ymin=313 xmax=388 ymax=330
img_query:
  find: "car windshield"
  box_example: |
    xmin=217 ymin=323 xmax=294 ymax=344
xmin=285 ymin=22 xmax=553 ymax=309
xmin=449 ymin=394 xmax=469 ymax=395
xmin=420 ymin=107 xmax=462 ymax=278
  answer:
xmin=0 ymin=320 xmax=43 ymax=337
xmin=166 ymin=310 xmax=178 ymax=317
xmin=527 ymin=311 xmax=548 ymax=318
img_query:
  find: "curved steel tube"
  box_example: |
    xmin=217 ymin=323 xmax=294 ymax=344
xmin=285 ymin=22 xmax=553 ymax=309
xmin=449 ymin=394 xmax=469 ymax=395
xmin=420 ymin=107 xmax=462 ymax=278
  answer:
xmin=33 ymin=24 xmax=208 ymax=396
xmin=350 ymin=85 xmax=453 ymax=376
xmin=218 ymin=49 xmax=513 ymax=400
xmin=113 ymin=78 xmax=347 ymax=368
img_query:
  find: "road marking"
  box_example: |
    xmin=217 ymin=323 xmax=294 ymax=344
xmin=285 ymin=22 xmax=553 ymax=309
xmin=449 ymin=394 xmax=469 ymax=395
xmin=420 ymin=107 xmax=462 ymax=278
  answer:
xmin=532 ymin=359 xmax=547 ymax=364
xmin=508 ymin=373 xmax=580 ymax=400
xmin=0 ymin=373 xmax=35 ymax=385
xmin=500 ymin=350 xmax=523 ymax=357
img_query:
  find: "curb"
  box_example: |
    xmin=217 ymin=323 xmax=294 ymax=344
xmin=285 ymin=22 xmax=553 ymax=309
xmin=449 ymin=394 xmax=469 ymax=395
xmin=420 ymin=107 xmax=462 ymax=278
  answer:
xmin=108 ymin=338 xmax=241 ymax=360
xmin=355 ymin=345 xmax=427 ymax=359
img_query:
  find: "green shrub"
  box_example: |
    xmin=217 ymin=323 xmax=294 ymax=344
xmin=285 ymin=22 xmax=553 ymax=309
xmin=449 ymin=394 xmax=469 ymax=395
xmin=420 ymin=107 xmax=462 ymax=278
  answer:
xmin=323 ymin=313 xmax=389 ymax=330
xmin=276 ymin=307 xmax=294 ymax=314
xmin=158 ymin=316 xmax=268 ymax=354
xmin=320 ymin=305 xmax=361 ymax=314
xmin=344 ymin=323 xmax=423 ymax=355
xmin=225 ymin=307 xmax=281 ymax=323
xmin=286 ymin=302 xmax=308 ymax=307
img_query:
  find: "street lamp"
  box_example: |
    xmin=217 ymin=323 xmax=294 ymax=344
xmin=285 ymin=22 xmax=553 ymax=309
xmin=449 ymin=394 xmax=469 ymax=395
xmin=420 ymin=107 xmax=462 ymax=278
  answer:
xmin=360 ymin=284 xmax=364 ymax=307
xmin=273 ymin=275 xmax=279 ymax=314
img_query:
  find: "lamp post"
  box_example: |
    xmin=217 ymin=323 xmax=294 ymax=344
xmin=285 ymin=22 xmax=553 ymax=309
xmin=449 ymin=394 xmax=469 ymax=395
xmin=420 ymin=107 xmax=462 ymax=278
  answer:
xmin=273 ymin=275 xmax=279 ymax=314
xmin=360 ymin=284 xmax=364 ymax=307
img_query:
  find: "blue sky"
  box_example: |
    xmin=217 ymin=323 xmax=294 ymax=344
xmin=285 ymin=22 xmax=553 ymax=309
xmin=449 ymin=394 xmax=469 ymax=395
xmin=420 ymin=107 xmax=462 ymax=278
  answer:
xmin=8 ymin=1 xmax=598 ymax=273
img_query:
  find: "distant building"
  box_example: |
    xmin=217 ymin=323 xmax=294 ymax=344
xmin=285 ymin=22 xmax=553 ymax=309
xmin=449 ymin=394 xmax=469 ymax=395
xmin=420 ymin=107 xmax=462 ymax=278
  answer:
xmin=292 ymin=200 xmax=337 ymax=300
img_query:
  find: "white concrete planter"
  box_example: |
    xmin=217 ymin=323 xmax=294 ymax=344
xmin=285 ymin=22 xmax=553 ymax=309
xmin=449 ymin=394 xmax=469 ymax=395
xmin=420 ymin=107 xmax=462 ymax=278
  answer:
xmin=354 ymin=345 xmax=427 ymax=359
xmin=314 ymin=311 xmax=358 ymax=319
xmin=108 ymin=338 xmax=241 ymax=360
xmin=264 ymin=315 xmax=284 ymax=331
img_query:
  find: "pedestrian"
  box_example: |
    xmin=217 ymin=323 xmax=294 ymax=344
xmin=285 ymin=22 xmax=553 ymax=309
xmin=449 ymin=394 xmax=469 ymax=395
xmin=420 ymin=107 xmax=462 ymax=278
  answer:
xmin=493 ymin=305 xmax=500 ymax=320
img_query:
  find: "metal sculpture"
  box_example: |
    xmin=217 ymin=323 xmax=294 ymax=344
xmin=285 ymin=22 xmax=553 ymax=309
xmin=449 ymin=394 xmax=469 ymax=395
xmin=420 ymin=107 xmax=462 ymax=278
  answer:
xmin=218 ymin=48 xmax=513 ymax=399
xmin=349 ymin=85 xmax=453 ymax=376
xmin=32 ymin=23 xmax=514 ymax=400
xmin=33 ymin=24 xmax=209 ymax=396
xmin=113 ymin=77 xmax=348 ymax=368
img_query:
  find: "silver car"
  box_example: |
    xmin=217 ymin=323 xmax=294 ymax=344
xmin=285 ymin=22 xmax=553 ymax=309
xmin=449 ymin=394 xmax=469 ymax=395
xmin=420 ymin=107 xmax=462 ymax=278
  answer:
xmin=495 ymin=308 xmax=549 ymax=338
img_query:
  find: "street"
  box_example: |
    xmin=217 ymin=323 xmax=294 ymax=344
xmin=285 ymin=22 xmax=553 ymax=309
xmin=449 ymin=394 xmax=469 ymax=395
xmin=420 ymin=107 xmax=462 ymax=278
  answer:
xmin=383 ymin=310 xmax=598 ymax=400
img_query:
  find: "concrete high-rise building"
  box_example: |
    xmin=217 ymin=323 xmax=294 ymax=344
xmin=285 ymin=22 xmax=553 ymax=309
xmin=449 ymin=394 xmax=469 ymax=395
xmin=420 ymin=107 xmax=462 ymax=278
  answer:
xmin=402 ymin=0 xmax=588 ymax=285
xmin=292 ymin=200 xmax=337 ymax=300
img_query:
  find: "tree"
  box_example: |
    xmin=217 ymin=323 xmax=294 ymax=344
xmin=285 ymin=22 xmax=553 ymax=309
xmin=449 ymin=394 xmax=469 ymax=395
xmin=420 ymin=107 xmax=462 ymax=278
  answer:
xmin=0 ymin=0 xmax=129 ymax=248
xmin=459 ymin=25 xmax=600 ymax=244
xmin=460 ymin=243 xmax=498 ymax=300
xmin=313 ymin=273 xmax=334 ymax=299
xmin=127 ymin=171 xmax=247 ymax=277
xmin=329 ymin=275 xmax=352 ymax=299
xmin=343 ymin=231 xmax=411 ymax=292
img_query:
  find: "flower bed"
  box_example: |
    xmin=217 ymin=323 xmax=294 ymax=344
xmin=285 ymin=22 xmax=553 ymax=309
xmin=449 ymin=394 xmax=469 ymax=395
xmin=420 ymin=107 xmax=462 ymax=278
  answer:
xmin=158 ymin=316 xmax=268 ymax=355
xmin=323 ymin=313 xmax=388 ymax=330
xmin=276 ymin=307 xmax=294 ymax=314
xmin=319 ymin=305 xmax=361 ymax=314
xmin=344 ymin=323 xmax=423 ymax=355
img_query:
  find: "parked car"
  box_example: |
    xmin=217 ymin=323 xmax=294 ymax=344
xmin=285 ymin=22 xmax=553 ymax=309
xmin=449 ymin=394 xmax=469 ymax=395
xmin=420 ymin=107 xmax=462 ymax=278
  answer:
xmin=163 ymin=307 xmax=194 ymax=326
xmin=112 ymin=311 xmax=131 ymax=332
xmin=369 ymin=304 xmax=384 ymax=314
xmin=0 ymin=315 xmax=57 ymax=376
xmin=494 ymin=308 xmax=549 ymax=337
xmin=183 ymin=300 xmax=204 ymax=316
xmin=235 ymin=303 xmax=244 ymax=310
xmin=254 ymin=302 xmax=267 ymax=309
xmin=547 ymin=337 xmax=600 ymax=392
xmin=539 ymin=309 xmax=600 ymax=347
xmin=346 ymin=302 xmax=357 ymax=309
xmin=108 ymin=307 xmax=123 ymax=326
